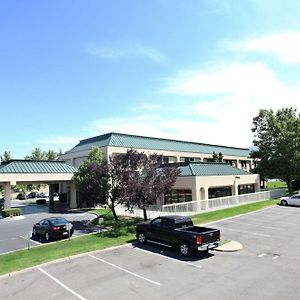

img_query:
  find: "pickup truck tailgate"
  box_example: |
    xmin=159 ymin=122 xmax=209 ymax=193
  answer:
xmin=202 ymin=228 xmax=220 ymax=244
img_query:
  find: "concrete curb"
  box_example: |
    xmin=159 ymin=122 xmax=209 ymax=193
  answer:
xmin=0 ymin=244 xmax=129 ymax=280
xmin=215 ymin=241 xmax=243 ymax=252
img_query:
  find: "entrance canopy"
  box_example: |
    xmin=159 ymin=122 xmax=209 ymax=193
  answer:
xmin=0 ymin=160 xmax=77 ymax=208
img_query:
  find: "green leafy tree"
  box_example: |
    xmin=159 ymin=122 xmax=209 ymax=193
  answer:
xmin=74 ymin=147 xmax=103 ymax=207
xmin=0 ymin=151 xmax=12 ymax=195
xmin=0 ymin=151 xmax=12 ymax=162
xmin=25 ymin=148 xmax=46 ymax=160
xmin=24 ymin=148 xmax=61 ymax=191
xmin=207 ymin=152 xmax=223 ymax=162
xmin=45 ymin=150 xmax=59 ymax=160
xmin=251 ymin=107 xmax=300 ymax=194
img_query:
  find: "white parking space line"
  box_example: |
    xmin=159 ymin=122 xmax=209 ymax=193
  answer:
xmin=89 ymin=254 xmax=161 ymax=286
xmin=127 ymin=244 xmax=202 ymax=269
xmin=258 ymin=253 xmax=267 ymax=258
xmin=19 ymin=236 xmax=42 ymax=245
xmin=219 ymin=227 xmax=271 ymax=237
xmin=38 ymin=268 xmax=86 ymax=300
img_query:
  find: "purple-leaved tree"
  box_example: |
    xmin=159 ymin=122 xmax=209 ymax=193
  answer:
xmin=123 ymin=153 xmax=180 ymax=220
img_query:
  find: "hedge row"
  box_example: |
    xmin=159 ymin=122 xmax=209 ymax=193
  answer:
xmin=36 ymin=199 xmax=46 ymax=205
xmin=1 ymin=208 xmax=21 ymax=218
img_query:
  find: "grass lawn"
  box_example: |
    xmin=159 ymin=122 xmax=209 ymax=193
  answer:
xmin=191 ymin=199 xmax=279 ymax=225
xmin=0 ymin=214 xmax=139 ymax=276
xmin=266 ymin=181 xmax=287 ymax=190
xmin=0 ymin=199 xmax=279 ymax=276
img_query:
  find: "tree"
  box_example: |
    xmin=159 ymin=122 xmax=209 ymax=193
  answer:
xmin=0 ymin=151 xmax=12 ymax=195
xmin=123 ymin=153 xmax=180 ymax=220
xmin=25 ymin=148 xmax=46 ymax=160
xmin=75 ymin=149 xmax=180 ymax=222
xmin=45 ymin=150 xmax=59 ymax=160
xmin=24 ymin=148 xmax=61 ymax=160
xmin=0 ymin=151 xmax=12 ymax=162
xmin=105 ymin=149 xmax=146 ymax=221
xmin=251 ymin=107 xmax=300 ymax=194
xmin=74 ymin=147 xmax=104 ymax=207
xmin=208 ymin=152 xmax=223 ymax=162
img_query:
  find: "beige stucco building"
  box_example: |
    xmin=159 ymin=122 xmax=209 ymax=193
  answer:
xmin=60 ymin=132 xmax=260 ymax=207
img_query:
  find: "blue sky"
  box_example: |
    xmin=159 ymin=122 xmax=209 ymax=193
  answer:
xmin=1 ymin=0 xmax=300 ymax=158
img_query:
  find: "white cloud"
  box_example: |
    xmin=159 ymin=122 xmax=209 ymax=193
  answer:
xmin=88 ymin=110 xmax=251 ymax=147
xmin=88 ymin=61 xmax=300 ymax=148
xmin=230 ymin=32 xmax=300 ymax=64
xmin=85 ymin=43 xmax=165 ymax=62
xmin=160 ymin=61 xmax=300 ymax=146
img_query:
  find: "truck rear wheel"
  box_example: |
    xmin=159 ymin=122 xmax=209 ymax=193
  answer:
xmin=179 ymin=241 xmax=190 ymax=256
xmin=137 ymin=231 xmax=147 ymax=244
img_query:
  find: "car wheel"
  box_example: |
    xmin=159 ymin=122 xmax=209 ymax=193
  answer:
xmin=281 ymin=200 xmax=288 ymax=206
xmin=137 ymin=231 xmax=147 ymax=244
xmin=179 ymin=241 xmax=190 ymax=256
xmin=32 ymin=228 xmax=37 ymax=236
xmin=45 ymin=232 xmax=51 ymax=242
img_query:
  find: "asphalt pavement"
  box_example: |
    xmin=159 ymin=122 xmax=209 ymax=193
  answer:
xmin=1 ymin=204 xmax=300 ymax=299
xmin=0 ymin=201 xmax=98 ymax=254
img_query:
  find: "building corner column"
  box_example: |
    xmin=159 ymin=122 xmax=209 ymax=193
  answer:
xmin=69 ymin=182 xmax=77 ymax=209
xmin=4 ymin=182 xmax=12 ymax=209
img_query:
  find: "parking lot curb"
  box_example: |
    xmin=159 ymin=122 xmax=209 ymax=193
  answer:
xmin=0 ymin=244 xmax=129 ymax=280
xmin=214 ymin=241 xmax=243 ymax=252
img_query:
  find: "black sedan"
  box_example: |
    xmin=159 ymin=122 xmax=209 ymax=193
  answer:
xmin=16 ymin=193 xmax=27 ymax=200
xmin=32 ymin=217 xmax=74 ymax=241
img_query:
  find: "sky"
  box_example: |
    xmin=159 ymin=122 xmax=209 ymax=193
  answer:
xmin=1 ymin=0 xmax=300 ymax=158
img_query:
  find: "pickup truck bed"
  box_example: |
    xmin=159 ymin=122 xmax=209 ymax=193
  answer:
xmin=136 ymin=215 xmax=220 ymax=256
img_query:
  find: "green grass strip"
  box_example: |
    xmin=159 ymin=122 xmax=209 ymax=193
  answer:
xmin=0 ymin=199 xmax=278 ymax=276
xmin=191 ymin=199 xmax=279 ymax=225
xmin=0 ymin=217 xmax=138 ymax=276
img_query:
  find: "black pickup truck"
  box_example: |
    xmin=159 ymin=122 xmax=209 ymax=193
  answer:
xmin=136 ymin=215 xmax=220 ymax=256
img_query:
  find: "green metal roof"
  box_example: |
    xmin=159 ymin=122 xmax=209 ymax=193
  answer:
xmin=0 ymin=160 xmax=77 ymax=173
xmin=178 ymin=162 xmax=250 ymax=177
xmin=67 ymin=132 xmax=250 ymax=157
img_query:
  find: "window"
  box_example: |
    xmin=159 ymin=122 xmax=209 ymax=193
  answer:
xmin=151 ymin=218 xmax=162 ymax=227
xmin=208 ymin=187 xmax=232 ymax=199
xmin=164 ymin=189 xmax=192 ymax=204
xmin=162 ymin=156 xmax=169 ymax=164
xmin=162 ymin=219 xmax=174 ymax=228
xmin=240 ymin=160 xmax=248 ymax=169
xmin=180 ymin=157 xmax=201 ymax=162
xmin=238 ymin=184 xmax=255 ymax=194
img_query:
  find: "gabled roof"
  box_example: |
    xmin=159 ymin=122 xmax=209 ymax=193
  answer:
xmin=177 ymin=162 xmax=250 ymax=177
xmin=66 ymin=132 xmax=250 ymax=157
xmin=0 ymin=160 xmax=77 ymax=173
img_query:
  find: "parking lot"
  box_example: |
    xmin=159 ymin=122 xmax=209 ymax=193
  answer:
xmin=1 ymin=204 xmax=300 ymax=299
xmin=0 ymin=202 xmax=98 ymax=254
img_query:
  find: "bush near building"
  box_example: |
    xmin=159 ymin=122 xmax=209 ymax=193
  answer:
xmin=1 ymin=208 xmax=21 ymax=218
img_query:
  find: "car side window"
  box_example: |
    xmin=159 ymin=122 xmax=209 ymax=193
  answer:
xmin=162 ymin=219 xmax=173 ymax=229
xmin=151 ymin=218 xmax=162 ymax=227
xmin=41 ymin=220 xmax=49 ymax=226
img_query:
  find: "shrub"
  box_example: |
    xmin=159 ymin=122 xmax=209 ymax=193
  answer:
xmin=2 ymin=208 xmax=21 ymax=218
xmin=36 ymin=199 xmax=46 ymax=205
xmin=291 ymin=180 xmax=300 ymax=192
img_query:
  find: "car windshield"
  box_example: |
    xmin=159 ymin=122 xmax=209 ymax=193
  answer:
xmin=50 ymin=218 xmax=69 ymax=226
